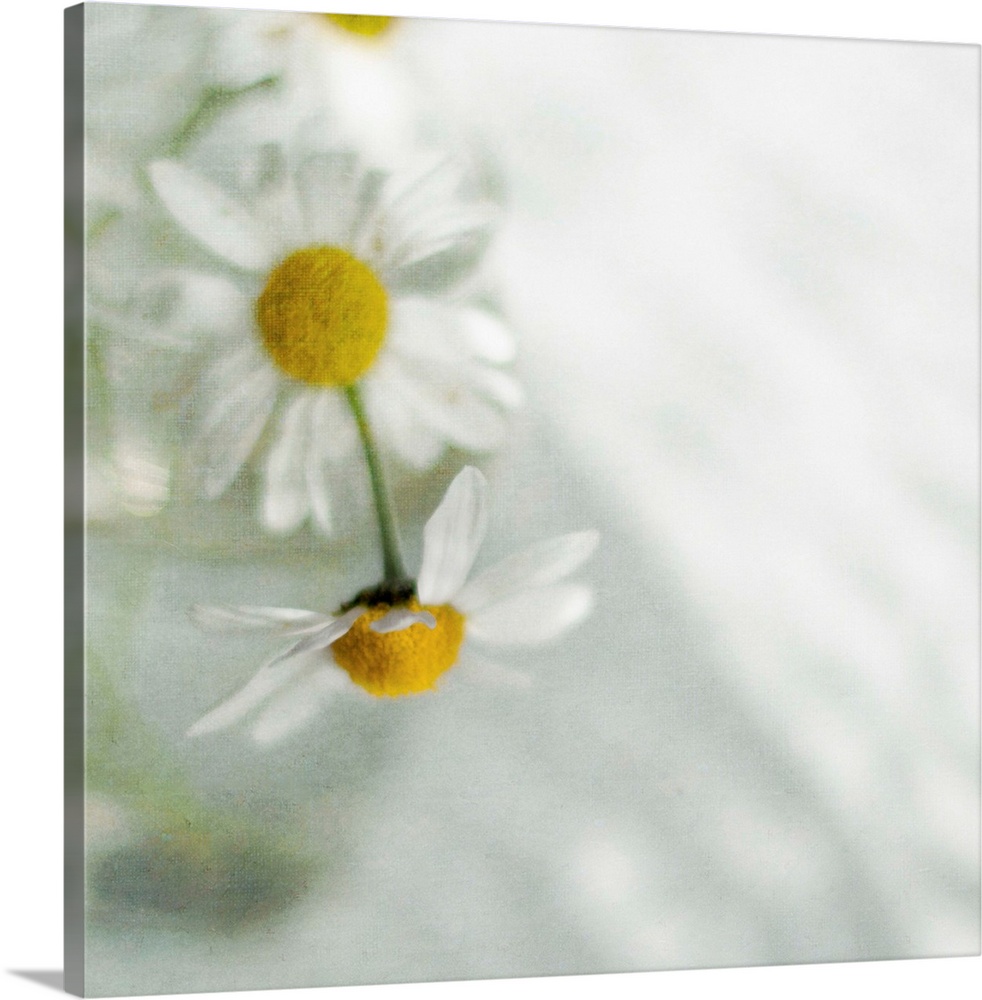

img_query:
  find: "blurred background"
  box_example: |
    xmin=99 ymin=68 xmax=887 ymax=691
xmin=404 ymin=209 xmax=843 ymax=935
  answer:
xmin=62 ymin=3 xmax=979 ymax=997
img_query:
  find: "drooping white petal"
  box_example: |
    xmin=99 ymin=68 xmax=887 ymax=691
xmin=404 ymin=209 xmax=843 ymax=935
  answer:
xmin=295 ymin=151 xmax=360 ymax=246
xmin=250 ymin=665 xmax=349 ymax=746
xmin=190 ymin=604 xmax=332 ymax=634
xmin=197 ymin=345 xmax=271 ymax=435
xmin=464 ymin=368 xmax=524 ymax=410
xmin=195 ymin=380 xmax=278 ymax=499
xmin=304 ymin=391 xmax=357 ymax=535
xmin=385 ymin=302 xmax=521 ymax=413
xmin=380 ymin=336 xmax=507 ymax=453
xmin=308 ymin=389 xmax=358 ymax=461
xmin=262 ymin=393 xmax=313 ymax=534
xmin=266 ymin=606 xmax=365 ymax=667
xmin=343 ymin=169 xmax=388 ymax=259
xmin=383 ymin=297 xmax=457 ymax=361
xmin=465 ymin=584 xmax=594 ymax=646
xmin=382 ymin=156 xmax=463 ymax=219
xmin=380 ymin=158 xmax=485 ymax=246
xmin=191 ymin=348 xmax=279 ymax=499
xmin=304 ymin=401 xmax=333 ymax=535
xmin=397 ymin=375 xmax=508 ymax=452
xmin=417 ymin=466 xmax=489 ymax=605
xmin=148 ymin=160 xmax=273 ymax=271
xmin=186 ymin=652 xmax=314 ymax=738
xmin=383 ymin=205 xmax=493 ymax=275
xmin=111 ymin=433 xmax=169 ymax=516
xmin=354 ymin=156 xmax=491 ymax=282
xmin=131 ymin=272 xmax=250 ymax=349
xmin=370 ymin=608 xmax=437 ymax=634
xmin=455 ymin=531 xmax=600 ymax=614
xmin=460 ymin=308 xmax=517 ymax=365
xmin=362 ymin=364 xmax=444 ymax=470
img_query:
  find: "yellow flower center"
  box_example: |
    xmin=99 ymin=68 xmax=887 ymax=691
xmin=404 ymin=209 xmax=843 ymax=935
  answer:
xmin=323 ymin=14 xmax=394 ymax=37
xmin=255 ymin=246 xmax=388 ymax=387
xmin=332 ymin=600 xmax=466 ymax=697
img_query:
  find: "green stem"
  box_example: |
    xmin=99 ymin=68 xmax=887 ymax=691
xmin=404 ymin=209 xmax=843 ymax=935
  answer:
xmin=165 ymin=77 xmax=279 ymax=158
xmin=345 ymin=384 xmax=407 ymax=584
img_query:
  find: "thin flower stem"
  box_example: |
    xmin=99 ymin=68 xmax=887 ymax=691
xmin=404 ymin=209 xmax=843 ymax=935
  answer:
xmin=344 ymin=384 xmax=408 ymax=584
xmin=166 ymin=77 xmax=279 ymax=157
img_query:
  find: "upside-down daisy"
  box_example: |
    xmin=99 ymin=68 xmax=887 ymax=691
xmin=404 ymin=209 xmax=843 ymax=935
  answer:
xmin=187 ymin=467 xmax=598 ymax=744
xmin=148 ymin=149 xmax=519 ymax=535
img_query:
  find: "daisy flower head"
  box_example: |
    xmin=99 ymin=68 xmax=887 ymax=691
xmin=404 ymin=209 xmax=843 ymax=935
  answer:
xmin=322 ymin=14 xmax=395 ymax=38
xmin=187 ymin=467 xmax=598 ymax=745
xmin=202 ymin=8 xmax=395 ymax=97
xmin=200 ymin=8 xmax=416 ymax=170
xmin=147 ymin=148 xmax=520 ymax=535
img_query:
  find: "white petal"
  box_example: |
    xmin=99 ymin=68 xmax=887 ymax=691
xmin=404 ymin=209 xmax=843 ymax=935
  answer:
xmin=262 ymin=394 xmax=313 ymax=534
xmin=360 ymin=157 xmax=490 ymax=280
xmin=382 ymin=158 xmax=483 ymax=237
xmin=370 ymin=608 xmax=437 ymax=634
xmin=398 ymin=376 xmax=508 ymax=452
xmin=383 ymin=156 xmax=462 ymax=218
xmin=386 ymin=302 xmax=521 ymax=410
xmin=461 ymin=309 xmax=517 ymax=365
xmin=455 ymin=531 xmax=600 ymax=614
xmin=304 ymin=400 xmax=333 ymax=535
xmin=295 ymin=151 xmax=360 ymax=246
xmin=196 ymin=383 xmax=278 ymax=498
xmin=248 ymin=170 xmax=307 ymax=261
xmin=132 ymin=273 xmax=250 ymax=348
xmin=250 ymin=665 xmax=348 ymax=746
xmin=465 ymin=584 xmax=594 ymax=646
xmin=304 ymin=391 xmax=356 ymax=535
xmin=190 ymin=604 xmax=331 ymax=634
xmin=112 ymin=434 xmax=169 ymax=515
xmin=416 ymin=466 xmax=489 ymax=605
xmin=384 ymin=205 xmax=492 ymax=275
xmin=192 ymin=350 xmax=279 ymax=498
xmin=363 ymin=367 xmax=444 ymax=470
xmin=197 ymin=346 xmax=271 ymax=435
xmin=148 ymin=161 xmax=272 ymax=271
xmin=267 ymin=606 xmax=364 ymax=667
xmin=463 ymin=367 xmax=524 ymax=410
xmin=344 ymin=170 xmax=388 ymax=258
xmin=186 ymin=653 xmax=314 ymax=738
xmin=308 ymin=390 xmax=357 ymax=461
xmin=377 ymin=343 xmax=508 ymax=452
xmin=384 ymin=297 xmax=455 ymax=361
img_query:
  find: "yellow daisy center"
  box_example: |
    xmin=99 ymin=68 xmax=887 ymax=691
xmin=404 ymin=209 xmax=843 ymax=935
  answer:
xmin=256 ymin=246 xmax=388 ymax=387
xmin=332 ymin=599 xmax=466 ymax=697
xmin=323 ymin=14 xmax=394 ymax=37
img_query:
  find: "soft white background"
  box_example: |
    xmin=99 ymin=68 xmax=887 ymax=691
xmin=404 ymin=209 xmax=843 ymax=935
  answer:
xmin=4 ymin=1 xmax=981 ymax=999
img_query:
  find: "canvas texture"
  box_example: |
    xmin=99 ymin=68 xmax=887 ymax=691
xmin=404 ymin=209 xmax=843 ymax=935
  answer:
xmin=67 ymin=4 xmax=980 ymax=995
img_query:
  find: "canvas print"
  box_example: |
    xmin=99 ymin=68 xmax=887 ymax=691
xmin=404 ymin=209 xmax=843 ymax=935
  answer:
xmin=65 ymin=4 xmax=980 ymax=996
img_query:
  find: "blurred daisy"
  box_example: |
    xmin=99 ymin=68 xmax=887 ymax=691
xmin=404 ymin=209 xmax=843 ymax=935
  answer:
xmin=202 ymin=9 xmax=415 ymax=168
xmin=85 ymin=3 xmax=215 ymax=211
xmin=322 ymin=14 xmax=395 ymax=38
xmin=204 ymin=9 xmax=395 ymax=92
xmin=148 ymin=151 xmax=519 ymax=535
xmin=188 ymin=467 xmax=597 ymax=744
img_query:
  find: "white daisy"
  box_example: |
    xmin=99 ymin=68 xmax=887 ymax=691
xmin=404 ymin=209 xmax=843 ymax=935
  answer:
xmin=187 ymin=467 xmax=598 ymax=745
xmin=199 ymin=10 xmax=419 ymax=170
xmin=148 ymin=150 xmax=519 ymax=535
xmin=320 ymin=14 xmax=396 ymax=38
xmin=207 ymin=10 xmax=397 ymax=91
